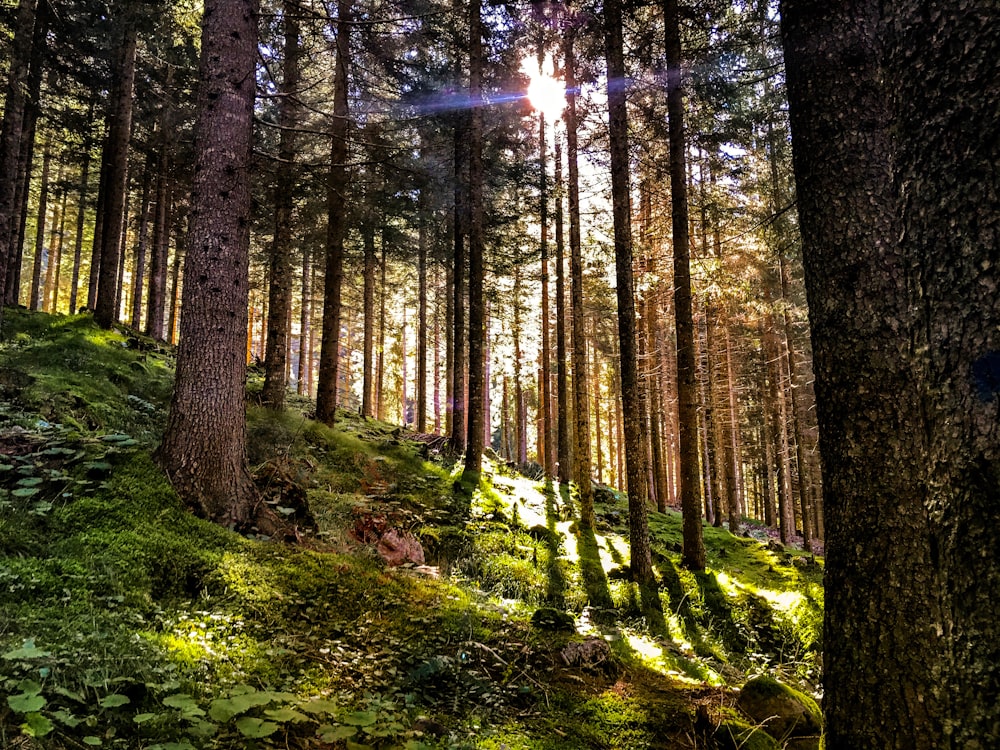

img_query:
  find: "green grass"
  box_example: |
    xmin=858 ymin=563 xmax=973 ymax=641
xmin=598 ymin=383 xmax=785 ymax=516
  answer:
xmin=0 ymin=309 xmax=825 ymax=749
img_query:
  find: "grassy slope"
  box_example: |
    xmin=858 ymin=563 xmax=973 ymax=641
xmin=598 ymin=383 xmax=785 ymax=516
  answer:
xmin=0 ymin=310 xmax=822 ymax=749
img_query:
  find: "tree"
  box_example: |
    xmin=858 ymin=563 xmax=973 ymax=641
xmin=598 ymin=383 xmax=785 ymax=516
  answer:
xmin=157 ymin=0 xmax=259 ymax=525
xmin=782 ymin=1 xmax=1000 ymax=747
xmin=665 ymin=0 xmax=705 ymax=570
xmin=461 ymin=0 xmax=485 ymax=487
xmin=262 ymin=0 xmax=301 ymax=410
xmin=604 ymin=0 xmax=658 ymax=612
xmin=0 ymin=0 xmax=39 ymax=327
xmin=315 ymin=0 xmax=351 ymax=425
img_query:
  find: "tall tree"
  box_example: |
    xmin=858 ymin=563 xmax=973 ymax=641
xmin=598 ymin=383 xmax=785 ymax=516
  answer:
xmin=0 ymin=0 xmax=38 ymax=326
xmin=604 ymin=0 xmax=658 ymax=610
xmin=262 ymin=0 xmax=301 ymax=410
xmin=564 ymin=13 xmax=594 ymax=527
xmin=157 ymin=0 xmax=259 ymax=525
xmin=782 ymin=1 xmax=1000 ymax=746
xmin=315 ymin=0 xmax=351 ymax=424
xmin=462 ymin=0 xmax=486 ymax=486
xmin=95 ymin=14 xmax=138 ymax=329
xmin=665 ymin=0 xmax=705 ymax=570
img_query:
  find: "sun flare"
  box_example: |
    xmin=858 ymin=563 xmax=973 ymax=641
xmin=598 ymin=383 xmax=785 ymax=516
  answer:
xmin=522 ymin=56 xmax=565 ymax=121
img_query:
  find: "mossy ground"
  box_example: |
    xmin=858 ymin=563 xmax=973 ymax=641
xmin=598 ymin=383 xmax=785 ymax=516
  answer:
xmin=0 ymin=311 xmax=823 ymax=748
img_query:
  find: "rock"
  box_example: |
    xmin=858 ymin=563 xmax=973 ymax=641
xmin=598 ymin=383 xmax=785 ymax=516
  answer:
xmin=530 ymin=607 xmax=576 ymax=632
xmin=736 ymin=675 xmax=822 ymax=748
xmin=376 ymin=528 xmax=425 ymax=567
xmin=560 ymin=637 xmax=614 ymax=672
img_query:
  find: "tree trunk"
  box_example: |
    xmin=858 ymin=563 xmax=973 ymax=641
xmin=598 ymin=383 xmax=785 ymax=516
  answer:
xmin=538 ymin=105 xmax=555 ymax=477
xmin=44 ymin=168 xmax=68 ymax=312
xmin=130 ymin=155 xmax=152 ymax=329
xmin=554 ymin=133 xmax=572 ymax=485
xmin=461 ymin=0 xmax=485 ymax=486
xmin=262 ymin=0 xmax=301 ymax=410
xmin=95 ymin=19 xmax=137 ymax=329
xmin=69 ymin=133 xmax=92 ymax=315
xmin=315 ymin=0 xmax=351 ymax=424
xmin=513 ymin=265 xmax=527 ymax=465
xmin=361 ymin=226 xmax=376 ymax=415
xmin=665 ymin=0 xmax=705 ymax=570
xmin=158 ymin=0 xmax=259 ymax=525
xmin=0 ymin=0 xmax=38 ymax=324
xmin=564 ymin=24 xmax=594 ymax=526
xmin=604 ymin=0 xmax=657 ymax=607
xmin=28 ymin=135 xmax=51 ymax=311
xmin=416 ymin=189 xmax=428 ymax=432
xmin=376 ymin=239 xmax=387 ymax=419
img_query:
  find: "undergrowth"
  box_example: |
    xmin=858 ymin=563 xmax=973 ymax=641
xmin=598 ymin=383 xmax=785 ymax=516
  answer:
xmin=1 ymin=310 xmax=824 ymax=749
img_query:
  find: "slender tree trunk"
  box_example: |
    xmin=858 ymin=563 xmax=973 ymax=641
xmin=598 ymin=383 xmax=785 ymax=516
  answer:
xmin=513 ymin=266 xmax=527 ymax=464
xmin=297 ymin=244 xmax=312 ymax=395
xmin=362 ymin=226 xmax=376 ymax=415
xmin=158 ymin=0 xmax=259 ymax=524
xmin=665 ymin=0 xmax=705 ymax=570
xmin=461 ymin=0 xmax=485 ymax=484
xmin=147 ymin=176 xmax=171 ymax=340
xmin=416 ymin=190 xmax=428 ymax=431
xmin=564 ymin=24 xmax=594 ymax=526
xmin=69 ymin=137 xmax=91 ymax=316
xmin=554 ymin=133 xmax=571 ymax=484
xmin=450 ymin=121 xmax=468 ymax=452
xmin=28 ymin=135 xmax=52 ymax=311
xmin=376 ymin=240 xmax=387 ymax=419
xmin=262 ymin=0 xmax=301 ymax=410
xmin=315 ymin=0 xmax=351 ymax=424
xmin=95 ymin=20 xmax=137 ymax=329
xmin=538 ymin=107 xmax=554 ymax=476
xmin=130 ymin=156 xmax=153 ymax=329
xmin=45 ymin=170 xmax=68 ymax=312
xmin=167 ymin=220 xmax=183 ymax=345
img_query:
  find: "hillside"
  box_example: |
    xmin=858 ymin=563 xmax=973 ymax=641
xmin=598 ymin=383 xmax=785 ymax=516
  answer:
xmin=0 ymin=310 xmax=823 ymax=749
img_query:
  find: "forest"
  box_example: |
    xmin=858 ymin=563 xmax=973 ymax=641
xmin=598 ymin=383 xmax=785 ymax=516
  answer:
xmin=0 ymin=0 xmax=997 ymax=748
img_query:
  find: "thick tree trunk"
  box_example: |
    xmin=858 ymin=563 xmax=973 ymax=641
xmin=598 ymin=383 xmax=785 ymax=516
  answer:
xmin=0 ymin=0 xmax=37 ymax=323
xmin=95 ymin=20 xmax=137 ymax=329
xmin=158 ymin=0 xmax=259 ymax=525
xmin=665 ymin=0 xmax=705 ymax=570
xmin=783 ymin=1 xmax=1000 ymax=746
xmin=262 ymin=1 xmax=301 ymax=410
xmin=315 ymin=0 xmax=351 ymax=424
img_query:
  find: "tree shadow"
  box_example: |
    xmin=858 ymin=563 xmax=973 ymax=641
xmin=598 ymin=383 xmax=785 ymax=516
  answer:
xmin=542 ymin=478 xmax=568 ymax=607
xmin=576 ymin=522 xmax=615 ymax=613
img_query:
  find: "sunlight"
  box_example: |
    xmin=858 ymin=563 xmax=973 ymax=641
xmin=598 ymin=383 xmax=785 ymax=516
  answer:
xmin=522 ymin=55 xmax=565 ymax=121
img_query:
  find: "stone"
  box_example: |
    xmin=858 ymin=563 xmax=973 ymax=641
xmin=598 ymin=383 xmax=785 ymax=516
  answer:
xmin=560 ymin=637 xmax=615 ymax=672
xmin=736 ymin=676 xmax=822 ymax=748
xmin=376 ymin=528 xmax=425 ymax=567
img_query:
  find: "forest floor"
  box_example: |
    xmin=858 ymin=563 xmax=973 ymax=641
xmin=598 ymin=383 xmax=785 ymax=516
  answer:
xmin=0 ymin=310 xmax=824 ymax=749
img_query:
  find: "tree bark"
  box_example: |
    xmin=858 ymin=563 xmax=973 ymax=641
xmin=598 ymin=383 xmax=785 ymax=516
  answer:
xmin=158 ymin=0 xmax=259 ymax=525
xmin=604 ymin=0 xmax=657 ymax=605
xmin=315 ymin=0 xmax=351 ymax=424
xmin=665 ymin=0 xmax=705 ymax=570
xmin=0 ymin=0 xmax=38 ymax=321
xmin=28 ymin=135 xmax=52 ymax=311
xmin=564 ymin=22 xmax=594 ymax=526
xmin=461 ymin=0 xmax=485 ymax=486
xmin=783 ymin=1 xmax=1000 ymax=745
xmin=554 ymin=133 xmax=572 ymax=484
xmin=416 ymin=186 xmax=428 ymax=432
xmin=362 ymin=226 xmax=376 ymax=415
xmin=262 ymin=0 xmax=301 ymax=410
xmin=95 ymin=19 xmax=137 ymax=329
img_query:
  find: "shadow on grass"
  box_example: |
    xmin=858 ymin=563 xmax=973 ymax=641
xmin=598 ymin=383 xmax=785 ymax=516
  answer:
xmin=542 ymin=479 xmax=568 ymax=607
